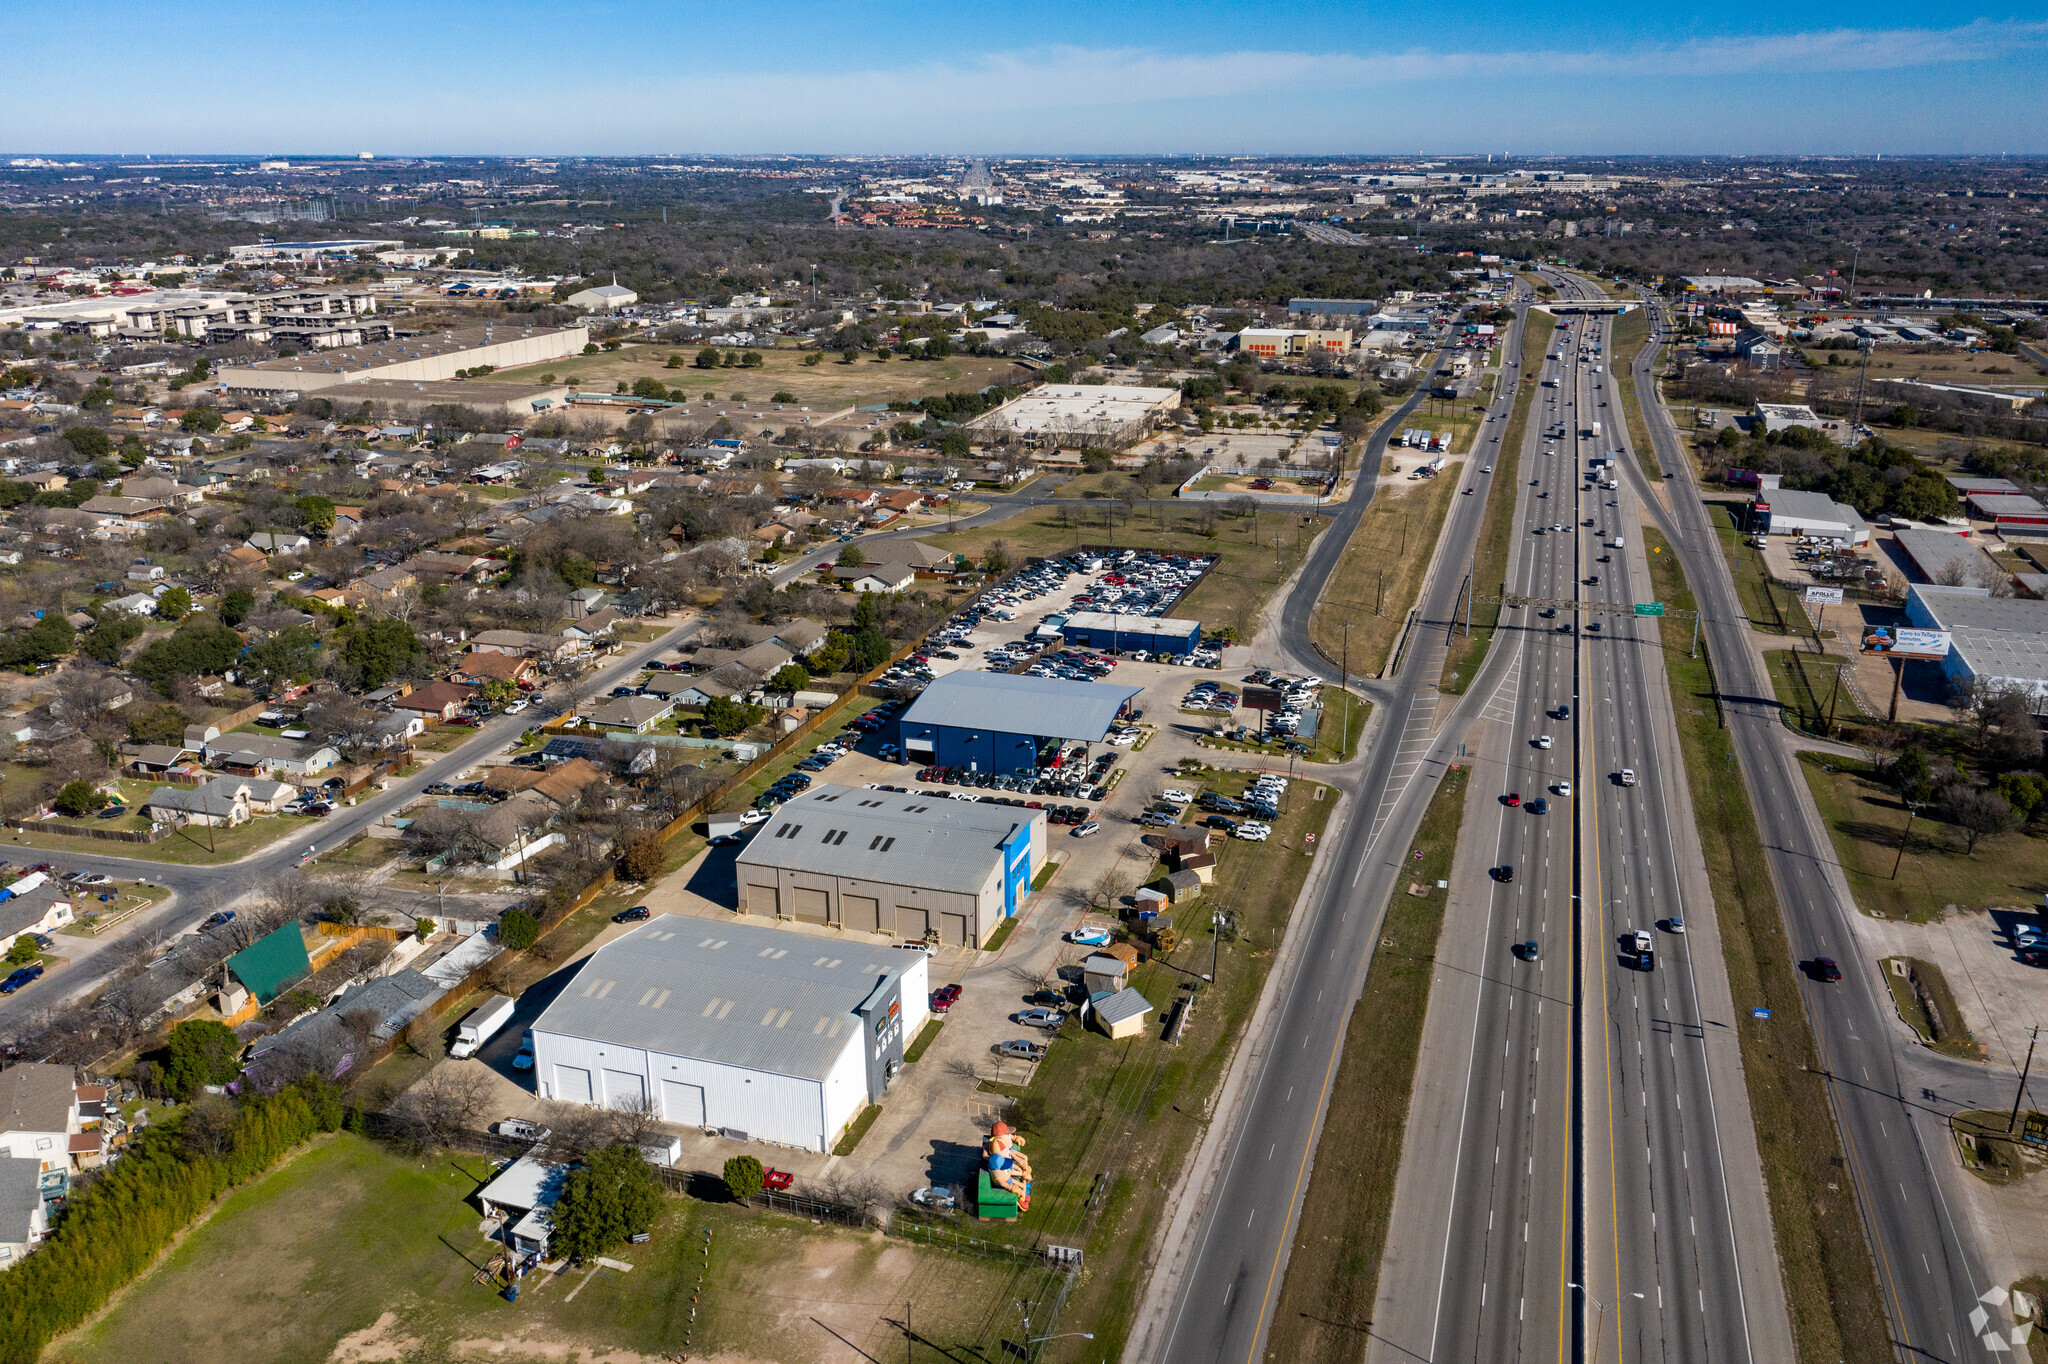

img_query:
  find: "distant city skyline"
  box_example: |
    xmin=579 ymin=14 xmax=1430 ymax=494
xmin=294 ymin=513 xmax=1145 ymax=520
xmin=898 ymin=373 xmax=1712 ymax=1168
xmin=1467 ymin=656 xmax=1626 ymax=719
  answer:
xmin=12 ymin=2 xmax=2048 ymax=155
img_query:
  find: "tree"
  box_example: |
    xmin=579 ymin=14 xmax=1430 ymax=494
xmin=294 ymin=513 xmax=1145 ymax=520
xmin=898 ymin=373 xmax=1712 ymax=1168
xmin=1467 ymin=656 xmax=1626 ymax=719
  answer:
xmin=6 ymin=936 xmax=39 ymax=967
xmin=294 ymin=495 xmax=336 ymax=532
xmin=723 ymin=1153 xmax=765 ymax=1202
xmin=162 ymin=1019 xmax=242 ymax=1100
xmin=219 ymin=587 xmax=255 ymax=627
xmin=53 ymin=781 xmax=107 ymax=818
xmin=1942 ymin=785 xmax=2021 ymax=854
xmin=339 ymin=617 xmax=421 ymax=689
xmin=836 ymin=542 xmax=867 ymax=568
xmin=768 ymin=663 xmax=810 ymax=693
xmin=695 ymin=346 xmax=721 ymax=370
xmin=3 ymin=614 xmax=76 ymax=667
xmin=130 ymin=619 xmax=243 ymax=689
xmin=803 ymin=352 xmax=822 ymax=367
xmin=497 ymin=908 xmax=539 ymax=949
xmin=841 ymin=347 xmax=859 ymax=365
xmin=616 ymin=830 xmax=666 ymax=881
xmin=180 ymin=406 xmax=222 ymax=433
xmin=478 ymin=678 xmax=518 ymax=710
xmin=702 ymin=694 xmax=763 ymax=735
xmin=851 ymin=625 xmax=891 ymax=672
xmin=1992 ymin=771 xmax=2048 ymax=826
xmin=549 ymin=1144 xmax=664 ymax=1260
xmin=982 ymin=540 xmax=1011 ymax=576
xmin=126 ymin=703 xmax=189 ymax=746
xmin=62 ymin=426 xmax=111 ymax=459
xmin=154 ymin=586 xmax=192 ymax=622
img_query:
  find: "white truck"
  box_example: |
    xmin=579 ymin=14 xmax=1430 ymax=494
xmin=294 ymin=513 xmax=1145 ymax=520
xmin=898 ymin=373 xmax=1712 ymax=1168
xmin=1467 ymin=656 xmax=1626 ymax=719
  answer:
xmin=449 ymin=995 xmax=516 ymax=1059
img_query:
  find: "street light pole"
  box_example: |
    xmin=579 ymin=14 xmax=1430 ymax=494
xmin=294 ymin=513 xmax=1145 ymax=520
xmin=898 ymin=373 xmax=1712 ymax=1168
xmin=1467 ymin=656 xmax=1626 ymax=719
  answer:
xmin=2008 ymin=1025 xmax=2041 ymax=1135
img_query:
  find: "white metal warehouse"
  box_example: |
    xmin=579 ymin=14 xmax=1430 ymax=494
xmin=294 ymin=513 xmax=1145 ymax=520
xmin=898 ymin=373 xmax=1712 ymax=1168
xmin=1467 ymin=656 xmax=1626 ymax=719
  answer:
xmin=527 ymin=916 xmax=928 ymax=1151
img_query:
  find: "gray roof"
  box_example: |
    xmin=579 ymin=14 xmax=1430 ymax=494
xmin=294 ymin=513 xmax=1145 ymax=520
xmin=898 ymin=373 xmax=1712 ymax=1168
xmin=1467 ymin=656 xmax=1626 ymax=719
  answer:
xmin=0 ymin=1063 xmax=73 ymax=1136
xmin=1947 ymin=476 xmax=2023 ymax=494
xmin=0 ymin=885 xmax=69 ymax=940
xmin=584 ymin=695 xmax=671 ymax=727
xmin=1893 ymin=529 xmax=1992 ymax=585
xmin=1911 ymin=587 xmax=2048 ymax=683
xmin=736 ymin=784 xmax=1035 ymax=895
xmin=900 ymin=671 xmax=1142 ymax=744
xmin=144 ymin=780 xmax=243 ymax=819
xmin=532 ymin=915 xmax=912 ymax=1083
xmin=1969 ymin=493 xmax=2048 ymax=516
xmin=1060 ymin=611 xmax=1200 ymax=640
xmin=0 ymin=1157 xmax=40 ymax=1240
xmin=1763 ymin=489 xmax=1869 ymax=534
xmin=1093 ymin=986 xmax=1154 ymax=1027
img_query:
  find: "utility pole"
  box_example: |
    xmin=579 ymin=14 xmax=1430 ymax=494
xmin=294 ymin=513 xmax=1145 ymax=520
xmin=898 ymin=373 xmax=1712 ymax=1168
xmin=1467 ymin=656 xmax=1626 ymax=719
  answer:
xmin=907 ymin=1300 xmax=913 ymax=1364
xmin=1375 ymin=568 xmax=1384 ymax=616
xmin=1851 ymin=339 xmax=1876 ymax=430
xmin=1891 ymin=801 xmax=1924 ymax=879
xmin=2009 ymin=1026 xmax=2040 ymax=1134
xmin=1825 ymin=664 xmax=1845 ymax=733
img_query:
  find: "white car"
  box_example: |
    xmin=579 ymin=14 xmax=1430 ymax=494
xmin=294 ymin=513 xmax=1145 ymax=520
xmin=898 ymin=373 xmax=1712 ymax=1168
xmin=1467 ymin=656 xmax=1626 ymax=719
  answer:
xmin=1619 ymin=768 xmax=1637 ymax=786
xmin=505 ymin=698 xmax=530 ymax=714
xmin=1235 ymin=825 xmax=1270 ymax=842
xmin=1160 ymin=789 xmax=1193 ymax=804
xmin=739 ymin=808 xmax=773 ymax=826
xmin=1535 ymin=735 xmax=1553 ymax=749
xmin=1632 ymin=929 xmax=1653 ymax=953
xmin=1554 ymin=780 xmax=1571 ymax=797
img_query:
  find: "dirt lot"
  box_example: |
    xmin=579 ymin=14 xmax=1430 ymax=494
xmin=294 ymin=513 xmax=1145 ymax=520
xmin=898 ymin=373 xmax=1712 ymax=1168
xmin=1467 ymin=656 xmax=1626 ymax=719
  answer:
xmin=493 ymin=345 xmax=1035 ymax=412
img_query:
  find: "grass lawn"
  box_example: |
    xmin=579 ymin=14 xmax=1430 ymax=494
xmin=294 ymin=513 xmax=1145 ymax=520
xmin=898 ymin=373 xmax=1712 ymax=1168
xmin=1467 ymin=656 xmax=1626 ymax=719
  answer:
xmin=1610 ymin=307 xmax=1663 ymax=480
xmin=1796 ymin=752 xmax=2048 ymax=924
xmin=494 ymin=344 xmax=1035 ymax=413
xmin=1400 ymin=403 xmax=1483 ymax=455
xmin=1310 ymin=475 xmax=1457 ymax=680
xmin=52 ymin=1132 xmax=1027 ymax=1364
xmin=1800 ymin=347 xmax=2048 ymax=386
xmin=1443 ymin=306 xmax=1546 ymax=692
xmin=0 ymin=810 xmax=304 ymax=866
xmin=1763 ymin=649 xmax=1867 ymax=736
xmin=1709 ymin=503 xmax=1798 ymax=636
xmin=1878 ymin=956 xmax=1981 ymax=1060
xmin=1267 ymin=761 xmax=1469 ymax=1360
xmin=921 ymin=501 xmax=1324 ymax=646
xmin=1642 ymin=526 xmax=1892 ymax=1364
xmin=950 ymin=773 xmax=1338 ymax=1362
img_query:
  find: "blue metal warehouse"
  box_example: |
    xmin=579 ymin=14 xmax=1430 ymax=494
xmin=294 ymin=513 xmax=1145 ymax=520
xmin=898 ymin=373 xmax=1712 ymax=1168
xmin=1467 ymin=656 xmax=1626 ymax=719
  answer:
xmin=898 ymin=672 xmax=1142 ymax=773
xmin=1058 ymin=612 xmax=1202 ymax=656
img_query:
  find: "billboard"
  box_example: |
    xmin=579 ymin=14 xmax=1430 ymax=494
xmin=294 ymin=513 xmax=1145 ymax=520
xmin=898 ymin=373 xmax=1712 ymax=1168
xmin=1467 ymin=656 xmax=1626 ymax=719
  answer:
xmin=1802 ymin=586 xmax=1845 ymax=605
xmin=1861 ymin=626 xmax=1952 ymax=659
xmin=1242 ymin=686 xmax=1287 ymax=713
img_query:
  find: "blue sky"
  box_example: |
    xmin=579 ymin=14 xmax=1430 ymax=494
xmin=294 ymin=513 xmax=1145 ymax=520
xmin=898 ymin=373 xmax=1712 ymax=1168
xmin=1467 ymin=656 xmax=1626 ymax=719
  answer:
xmin=16 ymin=1 xmax=2048 ymax=155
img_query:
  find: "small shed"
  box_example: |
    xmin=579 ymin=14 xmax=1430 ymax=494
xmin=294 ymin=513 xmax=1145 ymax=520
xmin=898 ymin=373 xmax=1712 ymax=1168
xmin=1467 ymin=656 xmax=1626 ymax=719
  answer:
xmin=476 ymin=1156 xmax=572 ymax=1256
xmin=1082 ymin=951 xmax=1132 ymax=997
xmin=1159 ymin=869 xmax=1204 ymax=904
xmin=1176 ymin=851 xmax=1218 ymax=885
xmin=1156 ymin=826 xmax=1210 ymax=856
xmin=1091 ymin=986 xmax=1155 ymax=1040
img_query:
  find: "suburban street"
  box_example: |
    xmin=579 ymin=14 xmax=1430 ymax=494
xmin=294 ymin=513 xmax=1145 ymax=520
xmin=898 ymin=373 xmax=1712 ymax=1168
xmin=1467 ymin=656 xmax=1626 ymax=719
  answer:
xmin=1142 ymin=294 xmax=1547 ymax=1363
xmin=1619 ymin=287 xmax=2023 ymax=1360
xmin=0 ymin=615 xmax=704 ymax=1033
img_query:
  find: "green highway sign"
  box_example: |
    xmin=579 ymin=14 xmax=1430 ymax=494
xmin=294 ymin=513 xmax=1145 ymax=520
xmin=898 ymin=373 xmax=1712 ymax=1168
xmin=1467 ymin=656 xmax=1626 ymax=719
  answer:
xmin=1633 ymin=603 xmax=1666 ymax=617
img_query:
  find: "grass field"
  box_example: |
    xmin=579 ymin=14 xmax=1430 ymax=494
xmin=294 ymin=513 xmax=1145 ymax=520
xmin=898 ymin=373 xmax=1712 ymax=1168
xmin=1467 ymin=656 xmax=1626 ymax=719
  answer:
xmin=1266 ymin=761 xmax=1469 ymax=1361
xmin=1801 ymin=347 xmax=2048 ymax=386
xmin=1442 ymin=306 xmax=1546 ymax=693
xmin=1796 ymin=752 xmax=2048 ymax=924
xmin=948 ymin=772 xmax=1339 ymax=1362
xmin=1763 ymin=648 xmax=1868 ymax=735
xmin=1877 ymin=956 xmax=1980 ymax=1060
xmin=1642 ymin=526 xmax=1893 ymax=1364
xmin=1310 ymin=475 xmax=1458 ymax=679
xmin=494 ymin=343 xmax=1035 ymax=412
xmin=920 ymin=501 xmax=1323 ymax=644
xmin=1 ymin=808 xmax=303 ymax=866
xmin=51 ymin=1133 xmax=1032 ymax=1364
xmin=1609 ymin=307 xmax=1664 ymax=481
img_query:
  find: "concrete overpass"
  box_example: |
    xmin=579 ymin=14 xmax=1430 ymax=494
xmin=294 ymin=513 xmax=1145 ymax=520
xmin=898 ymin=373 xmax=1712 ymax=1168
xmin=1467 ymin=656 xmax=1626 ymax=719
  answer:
xmin=1532 ymin=299 xmax=1639 ymax=315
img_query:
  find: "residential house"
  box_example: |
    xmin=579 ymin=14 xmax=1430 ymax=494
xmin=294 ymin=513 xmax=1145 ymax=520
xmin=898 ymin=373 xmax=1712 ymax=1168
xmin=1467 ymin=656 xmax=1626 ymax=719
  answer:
xmin=562 ymin=608 xmax=622 ymax=643
xmin=404 ymin=551 xmax=493 ymax=582
xmin=450 ymin=652 xmax=534 ymax=687
xmin=392 ymin=680 xmax=479 ymax=723
xmin=0 ymin=1060 xmax=106 ymax=1192
xmin=142 ymin=774 xmax=295 ymax=827
xmin=749 ymin=523 xmax=796 ymax=551
xmin=580 ymin=695 xmax=672 ymax=734
xmin=101 ymin=591 xmax=158 ymax=617
xmin=566 ymin=588 xmax=607 ymax=617
xmin=0 ymin=884 xmax=74 ymax=955
xmin=893 ymin=541 xmax=958 ymax=573
xmin=771 ymin=618 xmax=829 ymax=656
xmin=673 ymin=662 xmax=762 ymax=707
xmin=219 ymin=544 xmax=268 ymax=573
xmin=328 ymin=506 xmax=366 ymax=542
xmin=201 ymin=733 xmax=341 ymax=779
xmin=245 ymin=532 xmax=311 ymax=556
xmin=480 ymin=757 xmax=607 ymax=811
xmin=469 ymin=630 xmax=580 ymax=662
xmin=822 ymin=487 xmax=879 ymax=510
xmin=876 ymin=489 xmax=924 ymax=516
xmin=0 ymin=1157 xmax=47 ymax=1269
xmin=123 ymin=560 xmax=165 ymax=583
xmin=834 ymin=563 xmax=916 ymax=593
xmin=120 ymin=742 xmax=198 ymax=775
xmin=117 ymin=476 xmax=205 ymax=508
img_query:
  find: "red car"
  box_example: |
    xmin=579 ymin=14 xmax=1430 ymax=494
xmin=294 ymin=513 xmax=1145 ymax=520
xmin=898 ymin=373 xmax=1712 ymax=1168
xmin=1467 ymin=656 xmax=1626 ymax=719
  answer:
xmin=762 ymin=1168 xmax=794 ymax=1191
xmin=1505 ymin=792 xmax=1521 ymax=807
xmin=1810 ymin=957 xmax=1843 ymax=982
xmin=931 ymin=984 xmax=962 ymax=1012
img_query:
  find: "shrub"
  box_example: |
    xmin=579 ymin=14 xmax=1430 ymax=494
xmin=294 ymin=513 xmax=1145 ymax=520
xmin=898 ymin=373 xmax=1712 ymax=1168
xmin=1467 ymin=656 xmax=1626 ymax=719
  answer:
xmin=723 ymin=1153 xmax=764 ymax=1201
xmin=163 ymin=1019 xmax=243 ymax=1099
xmin=550 ymin=1144 xmax=664 ymax=1262
xmin=53 ymin=781 xmax=107 ymax=818
xmin=497 ymin=909 xmax=540 ymax=950
xmin=615 ymin=831 xmax=667 ymax=882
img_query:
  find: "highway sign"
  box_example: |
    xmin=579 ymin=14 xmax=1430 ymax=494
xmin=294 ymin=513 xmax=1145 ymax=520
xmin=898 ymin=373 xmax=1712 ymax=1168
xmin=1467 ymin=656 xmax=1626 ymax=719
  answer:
xmin=1633 ymin=603 xmax=1665 ymax=617
xmin=1752 ymin=1008 xmax=1771 ymax=1020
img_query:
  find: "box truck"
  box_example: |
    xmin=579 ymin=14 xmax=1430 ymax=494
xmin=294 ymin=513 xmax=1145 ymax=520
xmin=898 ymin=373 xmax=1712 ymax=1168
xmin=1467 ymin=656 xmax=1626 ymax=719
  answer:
xmin=449 ymin=995 xmax=516 ymax=1059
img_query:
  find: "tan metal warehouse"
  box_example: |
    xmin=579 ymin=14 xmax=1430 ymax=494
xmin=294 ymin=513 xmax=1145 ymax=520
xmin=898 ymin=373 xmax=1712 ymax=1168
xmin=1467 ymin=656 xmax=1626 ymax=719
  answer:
xmin=733 ymin=784 xmax=1044 ymax=947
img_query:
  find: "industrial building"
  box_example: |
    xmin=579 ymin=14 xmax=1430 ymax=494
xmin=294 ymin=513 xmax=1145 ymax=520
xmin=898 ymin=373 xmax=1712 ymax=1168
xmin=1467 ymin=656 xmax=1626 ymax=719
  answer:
xmin=228 ymin=239 xmax=403 ymax=263
xmin=967 ymin=384 xmax=1180 ymax=449
xmin=527 ymin=915 xmax=929 ymax=1151
xmin=1893 ymin=528 xmax=1998 ymax=587
xmin=214 ymin=324 xmax=587 ymax=397
xmin=1288 ymin=298 xmax=1377 ymax=316
xmin=1905 ymin=585 xmax=2048 ymax=712
xmin=1233 ymin=327 xmax=1353 ymax=359
xmin=734 ymin=784 xmax=1046 ymax=945
xmin=1058 ymin=611 xmax=1202 ymax=657
xmin=1747 ymin=490 xmax=1870 ymax=545
xmin=1965 ymin=492 xmax=2048 ymax=529
xmin=897 ymin=671 xmax=1142 ymax=773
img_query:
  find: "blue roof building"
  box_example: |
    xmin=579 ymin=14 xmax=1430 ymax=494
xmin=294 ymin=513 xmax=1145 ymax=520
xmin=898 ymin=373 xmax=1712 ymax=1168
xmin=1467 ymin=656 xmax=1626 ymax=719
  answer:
xmin=898 ymin=672 xmax=1141 ymax=772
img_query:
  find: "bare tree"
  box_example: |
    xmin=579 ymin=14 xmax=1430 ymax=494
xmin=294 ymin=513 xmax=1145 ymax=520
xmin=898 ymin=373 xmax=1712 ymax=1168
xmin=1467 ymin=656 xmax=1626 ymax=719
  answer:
xmin=390 ymin=1065 xmax=495 ymax=1149
xmin=1940 ymin=785 xmax=2021 ymax=855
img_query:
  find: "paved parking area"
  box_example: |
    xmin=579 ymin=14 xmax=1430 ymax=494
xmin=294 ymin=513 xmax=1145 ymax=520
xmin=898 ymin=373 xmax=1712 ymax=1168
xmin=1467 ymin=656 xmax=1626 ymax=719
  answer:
xmin=1850 ymin=903 xmax=2048 ymax=1069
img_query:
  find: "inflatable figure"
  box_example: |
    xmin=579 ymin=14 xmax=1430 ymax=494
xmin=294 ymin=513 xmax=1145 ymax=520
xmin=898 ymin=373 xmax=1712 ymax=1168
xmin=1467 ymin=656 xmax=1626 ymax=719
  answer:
xmin=981 ymin=1120 xmax=1033 ymax=1213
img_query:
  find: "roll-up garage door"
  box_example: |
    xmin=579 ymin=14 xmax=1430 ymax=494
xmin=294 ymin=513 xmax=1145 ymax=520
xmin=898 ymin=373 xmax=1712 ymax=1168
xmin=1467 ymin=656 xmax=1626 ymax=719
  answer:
xmin=745 ymin=883 xmax=780 ymax=916
xmin=661 ymin=1079 xmax=706 ymax=1126
xmin=603 ymin=1069 xmax=646 ymax=1110
xmin=942 ymin=912 xmax=972 ymax=947
xmin=896 ymin=906 xmax=929 ymax=939
xmin=792 ymin=886 xmax=830 ymax=923
xmin=554 ymin=1065 xmax=593 ymax=1104
xmin=842 ymin=894 xmax=881 ymax=933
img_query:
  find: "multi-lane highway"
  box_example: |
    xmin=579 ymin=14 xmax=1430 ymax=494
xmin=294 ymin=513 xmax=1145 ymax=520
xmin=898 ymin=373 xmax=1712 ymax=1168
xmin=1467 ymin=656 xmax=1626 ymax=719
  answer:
xmin=1618 ymin=287 xmax=2012 ymax=1361
xmin=1142 ymin=288 xmax=1552 ymax=1363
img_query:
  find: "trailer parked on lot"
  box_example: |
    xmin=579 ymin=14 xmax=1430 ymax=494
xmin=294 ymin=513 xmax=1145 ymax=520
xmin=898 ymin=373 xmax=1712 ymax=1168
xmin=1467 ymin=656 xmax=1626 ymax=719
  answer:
xmin=450 ymin=995 xmax=517 ymax=1058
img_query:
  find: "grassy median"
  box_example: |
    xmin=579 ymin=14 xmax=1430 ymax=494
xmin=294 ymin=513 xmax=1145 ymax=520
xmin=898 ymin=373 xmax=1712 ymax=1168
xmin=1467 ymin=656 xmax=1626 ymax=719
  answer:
xmin=1609 ymin=305 xmax=1663 ymax=481
xmin=1264 ymin=761 xmax=1469 ymax=1361
xmin=1643 ymin=527 xmax=1893 ymax=1364
xmin=1443 ymin=307 xmax=1548 ymax=693
xmin=1310 ymin=475 xmax=1458 ymax=679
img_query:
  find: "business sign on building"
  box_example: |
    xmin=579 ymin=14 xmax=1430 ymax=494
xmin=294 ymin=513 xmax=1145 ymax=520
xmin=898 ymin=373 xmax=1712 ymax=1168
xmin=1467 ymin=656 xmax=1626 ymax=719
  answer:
xmin=1861 ymin=626 xmax=1952 ymax=659
xmin=1242 ymin=686 xmax=1287 ymax=713
xmin=1802 ymin=586 xmax=1846 ymax=605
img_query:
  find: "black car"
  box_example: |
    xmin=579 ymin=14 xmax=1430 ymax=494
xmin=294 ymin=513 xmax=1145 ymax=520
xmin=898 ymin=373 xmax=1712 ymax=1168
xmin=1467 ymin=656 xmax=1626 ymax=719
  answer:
xmin=1809 ymin=956 xmax=1843 ymax=982
xmin=613 ymin=906 xmax=652 ymax=924
xmin=1493 ymin=865 xmax=1514 ymax=883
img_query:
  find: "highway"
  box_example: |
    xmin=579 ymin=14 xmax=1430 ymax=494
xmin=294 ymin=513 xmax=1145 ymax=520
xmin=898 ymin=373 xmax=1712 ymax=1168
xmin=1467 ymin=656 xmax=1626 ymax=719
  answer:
xmin=1143 ymin=288 xmax=1551 ymax=1364
xmin=1616 ymin=287 xmax=2018 ymax=1360
xmin=0 ymin=615 xmax=704 ymax=1038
